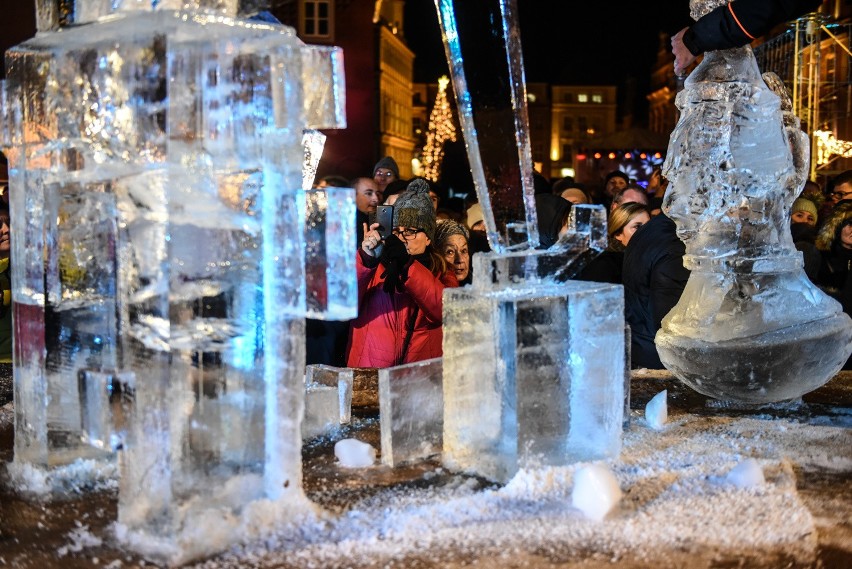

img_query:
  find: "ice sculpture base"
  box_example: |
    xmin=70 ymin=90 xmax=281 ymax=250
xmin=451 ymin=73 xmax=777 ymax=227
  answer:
xmin=4 ymin=457 xmax=117 ymax=497
xmin=657 ymin=313 xmax=852 ymax=403
xmin=114 ymin=490 xmax=319 ymax=567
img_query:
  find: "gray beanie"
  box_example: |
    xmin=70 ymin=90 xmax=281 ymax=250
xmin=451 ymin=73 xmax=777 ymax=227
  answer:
xmin=393 ymin=179 xmax=437 ymax=241
xmin=434 ymin=219 xmax=469 ymax=249
xmin=373 ymin=156 xmax=400 ymax=179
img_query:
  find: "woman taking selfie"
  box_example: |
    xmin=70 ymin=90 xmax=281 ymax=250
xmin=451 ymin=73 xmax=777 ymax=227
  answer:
xmin=347 ymin=179 xmax=458 ymax=368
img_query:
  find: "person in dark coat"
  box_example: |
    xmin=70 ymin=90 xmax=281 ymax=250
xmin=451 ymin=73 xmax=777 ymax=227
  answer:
xmin=672 ymin=0 xmax=822 ymax=76
xmin=622 ymin=214 xmax=690 ymax=369
xmin=534 ymin=193 xmax=572 ymax=249
xmin=578 ymin=202 xmax=650 ymax=284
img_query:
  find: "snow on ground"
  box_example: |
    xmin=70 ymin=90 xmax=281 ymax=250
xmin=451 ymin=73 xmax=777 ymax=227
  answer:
xmin=191 ymin=410 xmax=848 ymax=568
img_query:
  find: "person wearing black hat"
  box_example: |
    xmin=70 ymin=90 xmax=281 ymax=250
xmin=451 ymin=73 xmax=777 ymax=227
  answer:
xmin=347 ymin=179 xmax=458 ymax=368
xmin=372 ymin=156 xmax=400 ymax=201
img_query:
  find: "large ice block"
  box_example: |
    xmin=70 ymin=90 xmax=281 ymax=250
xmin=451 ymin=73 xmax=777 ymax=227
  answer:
xmin=442 ymin=282 xmax=625 ymax=483
xmin=435 ymin=0 xmax=538 ymax=251
xmin=658 ymin=7 xmax=852 ymax=403
xmin=1 ymin=5 xmax=348 ymax=563
xmin=378 ymin=358 xmax=443 ymax=467
xmin=306 ymin=364 xmax=353 ymax=424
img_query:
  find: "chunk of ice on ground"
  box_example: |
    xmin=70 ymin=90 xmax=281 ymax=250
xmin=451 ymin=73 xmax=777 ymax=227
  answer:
xmin=727 ymin=458 xmax=765 ymax=488
xmin=645 ymin=390 xmax=668 ymax=430
xmin=571 ymin=463 xmax=622 ymax=521
xmin=334 ymin=439 xmax=376 ymax=468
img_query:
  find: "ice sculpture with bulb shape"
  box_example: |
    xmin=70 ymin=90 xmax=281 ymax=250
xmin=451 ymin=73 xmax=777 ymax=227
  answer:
xmin=657 ymin=0 xmax=852 ymax=403
xmin=0 ymin=0 xmax=350 ymax=562
xmin=435 ymin=0 xmax=625 ymax=483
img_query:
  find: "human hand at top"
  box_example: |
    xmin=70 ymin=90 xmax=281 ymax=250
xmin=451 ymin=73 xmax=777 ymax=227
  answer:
xmin=361 ymin=222 xmax=384 ymax=257
xmin=672 ymin=27 xmax=697 ymax=78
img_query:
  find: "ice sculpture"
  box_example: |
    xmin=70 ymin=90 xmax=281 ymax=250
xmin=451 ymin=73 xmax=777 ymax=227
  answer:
xmin=658 ymin=0 xmax=852 ymax=403
xmin=0 ymin=0 xmax=349 ymax=562
xmin=435 ymin=0 xmax=625 ymax=483
xmin=306 ymin=364 xmax=354 ymax=424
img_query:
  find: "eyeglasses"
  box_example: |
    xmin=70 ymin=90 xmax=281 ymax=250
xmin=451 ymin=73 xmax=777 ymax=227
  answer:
xmin=831 ymin=190 xmax=852 ymax=200
xmin=374 ymin=171 xmax=395 ymax=179
xmin=393 ymin=228 xmax=423 ymax=240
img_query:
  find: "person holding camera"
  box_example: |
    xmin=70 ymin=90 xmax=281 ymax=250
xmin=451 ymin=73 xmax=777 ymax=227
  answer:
xmin=347 ymin=179 xmax=458 ymax=368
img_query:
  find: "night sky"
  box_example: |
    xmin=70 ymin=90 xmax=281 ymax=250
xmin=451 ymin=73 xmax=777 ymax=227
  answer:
xmin=403 ymin=0 xmax=693 ymax=123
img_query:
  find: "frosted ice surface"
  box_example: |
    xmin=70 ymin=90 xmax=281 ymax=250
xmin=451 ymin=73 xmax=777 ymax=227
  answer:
xmin=571 ymin=464 xmax=622 ymax=522
xmin=378 ymin=358 xmax=443 ymax=467
xmin=727 ymin=458 xmax=765 ymax=488
xmin=334 ymin=439 xmax=376 ymax=469
xmin=302 ymin=130 xmax=326 ymax=191
xmin=435 ymin=0 xmax=538 ymax=252
xmin=442 ymin=281 xmax=625 ymax=482
xmin=645 ymin=390 xmax=668 ymax=431
xmin=302 ymin=383 xmax=339 ymax=441
xmin=301 ymin=47 xmax=347 ymax=130
xmin=306 ymin=364 xmax=353 ymax=424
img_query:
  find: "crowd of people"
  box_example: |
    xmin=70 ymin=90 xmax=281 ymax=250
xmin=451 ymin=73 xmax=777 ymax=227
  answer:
xmin=307 ymin=152 xmax=852 ymax=372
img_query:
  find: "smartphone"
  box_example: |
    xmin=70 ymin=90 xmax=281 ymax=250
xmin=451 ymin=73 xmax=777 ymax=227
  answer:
xmin=376 ymin=205 xmax=394 ymax=240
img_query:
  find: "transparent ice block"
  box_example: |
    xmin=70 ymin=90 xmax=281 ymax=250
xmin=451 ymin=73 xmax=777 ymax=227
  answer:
xmin=442 ymin=282 xmax=625 ymax=483
xmin=378 ymin=358 xmax=443 ymax=467
xmin=302 ymin=382 xmax=339 ymax=440
xmin=306 ymin=364 xmax=353 ymax=424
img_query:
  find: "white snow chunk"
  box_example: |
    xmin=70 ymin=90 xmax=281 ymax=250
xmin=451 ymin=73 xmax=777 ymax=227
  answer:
xmin=334 ymin=438 xmax=376 ymax=468
xmin=571 ymin=463 xmax=623 ymax=521
xmin=645 ymin=389 xmax=668 ymax=430
xmin=726 ymin=458 xmax=765 ymax=488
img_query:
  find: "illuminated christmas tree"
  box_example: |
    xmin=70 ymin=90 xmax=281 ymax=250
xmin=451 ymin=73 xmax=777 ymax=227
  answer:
xmin=421 ymin=76 xmax=457 ymax=182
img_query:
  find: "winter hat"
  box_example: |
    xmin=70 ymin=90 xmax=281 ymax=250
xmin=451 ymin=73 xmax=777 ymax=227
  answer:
xmin=816 ymin=201 xmax=852 ymax=251
xmin=466 ymin=203 xmax=485 ymax=229
xmin=560 ymin=188 xmax=589 ymax=204
xmin=791 ymin=197 xmax=818 ymax=223
xmin=393 ymin=178 xmax=437 ymax=241
xmin=434 ymin=219 xmax=470 ymax=250
xmin=605 ymin=170 xmax=629 ymax=185
xmin=373 ymin=156 xmax=400 ymax=179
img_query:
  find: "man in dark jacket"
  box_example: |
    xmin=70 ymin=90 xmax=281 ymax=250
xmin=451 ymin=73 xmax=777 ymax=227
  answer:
xmin=622 ymin=214 xmax=690 ymax=369
xmin=672 ymin=0 xmax=822 ymax=76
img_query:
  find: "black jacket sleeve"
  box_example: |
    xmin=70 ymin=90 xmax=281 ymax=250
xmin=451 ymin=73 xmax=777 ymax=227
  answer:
xmin=683 ymin=0 xmax=822 ymax=56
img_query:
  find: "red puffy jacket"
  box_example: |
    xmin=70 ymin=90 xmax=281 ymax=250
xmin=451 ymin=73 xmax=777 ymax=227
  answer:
xmin=346 ymin=249 xmax=458 ymax=368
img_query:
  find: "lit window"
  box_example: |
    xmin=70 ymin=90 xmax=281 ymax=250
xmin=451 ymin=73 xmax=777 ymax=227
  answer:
xmin=527 ymin=93 xmax=537 ymax=103
xmin=577 ymin=93 xmax=588 ymax=103
xmin=592 ymin=94 xmax=603 ymax=103
xmin=303 ymin=0 xmax=332 ymax=38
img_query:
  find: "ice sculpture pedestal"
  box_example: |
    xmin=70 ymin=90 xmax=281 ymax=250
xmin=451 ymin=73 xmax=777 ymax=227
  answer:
xmin=658 ymin=45 xmax=852 ymax=404
xmin=442 ymin=245 xmax=625 ymax=483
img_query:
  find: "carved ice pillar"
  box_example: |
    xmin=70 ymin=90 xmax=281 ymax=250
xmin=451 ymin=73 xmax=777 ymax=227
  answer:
xmin=1 ymin=0 xmax=350 ymax=562
xmin=657 ymin=0 xmax=852 ymax=403
xmin=435 ymin=0 xmax=625 ymax=483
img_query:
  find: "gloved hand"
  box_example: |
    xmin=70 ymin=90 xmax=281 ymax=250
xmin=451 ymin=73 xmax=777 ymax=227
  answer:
xmin=380 ymin=234 xmax=411 ymax=293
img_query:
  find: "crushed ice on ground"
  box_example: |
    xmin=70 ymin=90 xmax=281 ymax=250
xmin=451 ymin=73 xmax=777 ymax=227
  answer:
xmin=334 ymin=439 xmax=376 ymax=468
xmin=645 ymin=389 xmax=668 ymax=430
xmin=726 ymin=458 xmax=766 ymax=488
xmin=570 ymin=463 xmax=623 ymax=521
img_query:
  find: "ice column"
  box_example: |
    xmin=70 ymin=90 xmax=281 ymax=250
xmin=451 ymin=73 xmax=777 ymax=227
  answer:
xmin=657 ymin=0 xmax=852 ymax=403
xmin=1 ymin=1 xmax=349 ymax=562
xmin=435 ymin=0 xmax=625 ymax=483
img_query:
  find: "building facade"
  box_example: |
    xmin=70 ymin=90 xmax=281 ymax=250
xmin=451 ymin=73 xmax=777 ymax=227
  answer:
xmin=550 ymin=85 xmax=618 ymax=182
xmin=274 ymin=0 xmax=416 ymax=180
